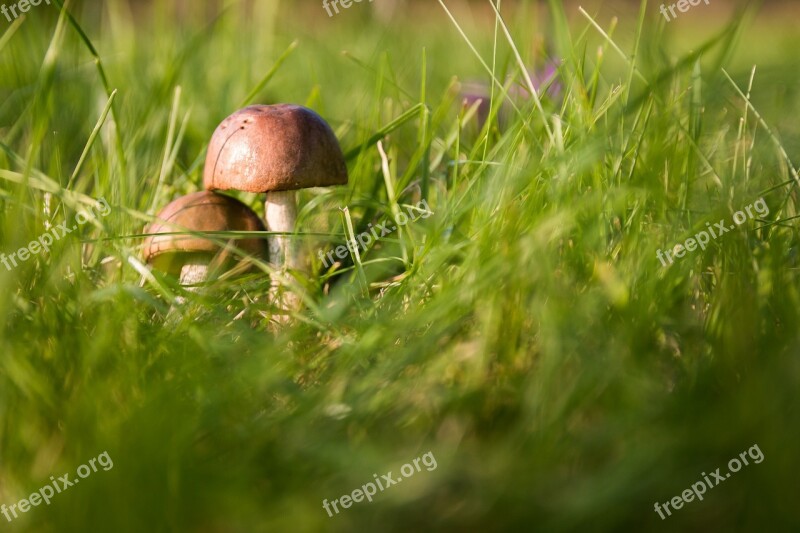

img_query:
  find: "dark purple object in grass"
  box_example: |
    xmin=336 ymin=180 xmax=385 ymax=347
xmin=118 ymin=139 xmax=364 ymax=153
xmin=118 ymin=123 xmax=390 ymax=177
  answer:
xmin=461 ymin=59 xmax=562 ymax=130
xmin=517 ymin=60 xmax=563 ymax=101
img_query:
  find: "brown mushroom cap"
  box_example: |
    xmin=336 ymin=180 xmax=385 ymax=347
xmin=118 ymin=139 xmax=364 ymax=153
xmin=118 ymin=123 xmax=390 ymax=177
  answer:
xmin=203 ymin=104 xmax=348 ymax=193
xmin=143 ymin=191 xmax=267 ymax=275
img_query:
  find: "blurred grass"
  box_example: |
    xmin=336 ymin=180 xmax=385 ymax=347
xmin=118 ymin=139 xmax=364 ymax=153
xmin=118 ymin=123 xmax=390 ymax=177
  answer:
xmin=1 ymin=0 xmax=799 ymax=531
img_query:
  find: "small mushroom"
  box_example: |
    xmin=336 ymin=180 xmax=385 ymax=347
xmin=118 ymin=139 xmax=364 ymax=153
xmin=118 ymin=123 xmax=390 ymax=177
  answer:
xmin=203 ymin=104 xmax=348 ymax=271
xmin=143 ymin=191 xmax=268 ymax=285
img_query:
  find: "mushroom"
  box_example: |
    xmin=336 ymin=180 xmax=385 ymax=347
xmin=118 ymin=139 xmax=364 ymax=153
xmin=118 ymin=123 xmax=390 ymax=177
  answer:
xmin=203 ymin=104 xmax=348 ymax=271
xmin=143 ymin=191 xmax=268 ymax=285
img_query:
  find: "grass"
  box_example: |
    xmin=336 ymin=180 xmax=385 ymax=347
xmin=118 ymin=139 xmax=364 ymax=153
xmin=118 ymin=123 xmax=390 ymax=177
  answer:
xmin=1 ymin=0 xmax=799 ymax=531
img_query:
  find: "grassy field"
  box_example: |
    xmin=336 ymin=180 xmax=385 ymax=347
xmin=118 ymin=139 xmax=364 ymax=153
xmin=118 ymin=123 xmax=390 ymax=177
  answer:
xmin=1 ymin=0 xmax=799 ymax=531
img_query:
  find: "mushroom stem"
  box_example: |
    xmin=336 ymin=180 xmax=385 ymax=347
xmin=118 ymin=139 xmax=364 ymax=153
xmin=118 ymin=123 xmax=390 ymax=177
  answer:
xmin=264 ymin=190 xmax=301 ymax=270
xmin=166 ymin=258 xmax=211 ymax=322
xmin=179 ymin=257 xmax=211 ymax=286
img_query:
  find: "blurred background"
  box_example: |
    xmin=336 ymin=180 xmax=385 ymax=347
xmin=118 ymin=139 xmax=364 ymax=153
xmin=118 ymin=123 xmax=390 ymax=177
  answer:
xmin=1 ymin=0 xmax=799 ymax=532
